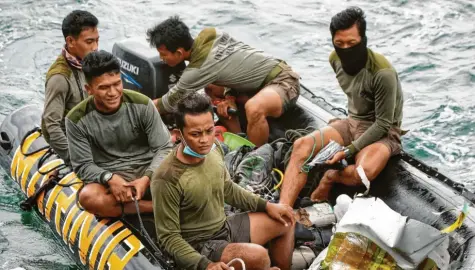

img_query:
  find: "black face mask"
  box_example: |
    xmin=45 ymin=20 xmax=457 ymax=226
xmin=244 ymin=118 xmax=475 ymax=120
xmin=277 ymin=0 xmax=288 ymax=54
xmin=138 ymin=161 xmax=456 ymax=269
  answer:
xmin=334 ymin=37 xmax=368 ymax=76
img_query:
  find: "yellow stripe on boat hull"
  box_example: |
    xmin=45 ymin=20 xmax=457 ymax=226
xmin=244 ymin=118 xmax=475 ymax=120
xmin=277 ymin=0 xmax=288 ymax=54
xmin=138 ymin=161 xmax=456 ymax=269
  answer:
xmin=9 ymin=131 xmax=150 ymax=269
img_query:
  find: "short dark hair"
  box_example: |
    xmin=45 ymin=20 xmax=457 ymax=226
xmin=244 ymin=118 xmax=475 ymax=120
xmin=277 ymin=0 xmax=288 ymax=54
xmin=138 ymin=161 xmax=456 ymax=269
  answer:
xmin=330 ymin=7 xmax=366 ymax=38
xmin=174 ymin=93 xmax=213 ymax=130
xmin=62 ymin=10 xmax=98 ymax=39
xmin=146 ymin=16 xmax=194 ymax=52
xmin=82 ymin=50 xmax=120 ymax=83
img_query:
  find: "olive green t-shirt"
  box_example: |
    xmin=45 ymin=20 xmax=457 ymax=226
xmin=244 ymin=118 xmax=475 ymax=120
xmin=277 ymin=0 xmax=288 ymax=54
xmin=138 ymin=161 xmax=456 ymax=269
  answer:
xmin=151 ymin=144 xmax=267 ymax=270
xmin=329 ymin=48 xmax=404 ymax=153
xmin=157 ymin=27 xmax=279 ymax=113
xmin=42 ymin=54 xmax=87 ymax=164
xmin=65 ymin=89 xmax=172 ymax=183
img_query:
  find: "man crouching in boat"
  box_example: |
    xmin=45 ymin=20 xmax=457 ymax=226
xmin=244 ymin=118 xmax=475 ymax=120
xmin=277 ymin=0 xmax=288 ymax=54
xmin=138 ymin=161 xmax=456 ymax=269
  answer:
xmin=151 ymin=93 xmax=295 ymax=270
xmin=65 ymin=50 xmax=173 ymax=217
xmin=147 ymin=16 xmax=300 ymax=147
xmin=279 ymin=7 xmax=404 ymax=206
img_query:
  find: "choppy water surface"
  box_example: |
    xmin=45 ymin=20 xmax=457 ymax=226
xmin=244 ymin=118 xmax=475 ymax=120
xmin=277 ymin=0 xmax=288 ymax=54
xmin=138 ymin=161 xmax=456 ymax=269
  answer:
xmin=0 ymin=0 xmax=474 ymax=268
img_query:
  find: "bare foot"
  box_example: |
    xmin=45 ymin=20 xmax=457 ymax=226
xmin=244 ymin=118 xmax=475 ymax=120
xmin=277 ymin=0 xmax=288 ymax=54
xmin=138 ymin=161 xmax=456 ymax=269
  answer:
xmin=310 ymin=184 xmax=331 ymax=202
xmin=310 ymin=170 xmax=342 ymax=202
xmin=310 ymin=177 xmax=333 ymax=202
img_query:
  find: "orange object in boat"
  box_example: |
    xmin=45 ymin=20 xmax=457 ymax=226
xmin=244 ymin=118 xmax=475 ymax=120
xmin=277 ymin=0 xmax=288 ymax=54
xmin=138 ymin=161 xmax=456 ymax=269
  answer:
xmin=215 ymin=126 xmax=227 ymax=142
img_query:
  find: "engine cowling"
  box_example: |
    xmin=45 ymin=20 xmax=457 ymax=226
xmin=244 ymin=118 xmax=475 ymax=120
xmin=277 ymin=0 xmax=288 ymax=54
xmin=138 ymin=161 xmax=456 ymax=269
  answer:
xmin=112 ymin=38 xmax=185 ymax=99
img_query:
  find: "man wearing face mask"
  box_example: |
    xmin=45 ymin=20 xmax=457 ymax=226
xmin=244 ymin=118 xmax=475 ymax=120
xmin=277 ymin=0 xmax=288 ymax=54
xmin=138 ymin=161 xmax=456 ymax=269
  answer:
xmin=152 ymin=93 xmax=295 ymax=270
xmin=279 ymin=7 xmax=404 ymax=206
xmin=42 ymin=10 xmax=99 ymax=164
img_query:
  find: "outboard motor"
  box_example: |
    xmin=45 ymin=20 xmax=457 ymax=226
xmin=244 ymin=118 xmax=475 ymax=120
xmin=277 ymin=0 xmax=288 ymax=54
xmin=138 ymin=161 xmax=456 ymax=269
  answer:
xmin=112 ymin=38 xmax=186 ymax=99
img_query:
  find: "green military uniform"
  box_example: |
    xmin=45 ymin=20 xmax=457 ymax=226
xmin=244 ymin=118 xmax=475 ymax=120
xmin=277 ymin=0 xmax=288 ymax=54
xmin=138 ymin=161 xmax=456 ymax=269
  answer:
xmin=65 ymin=89 xmax=172 ymax=183
xmin=157 ymin=28 xmax=300 ymax=113
xmin=329 ymin=48 xmax=404 ymax=155
xmin=151 ymin=144 xmax=267 ymax=269
xmin=42 ymin=54 xmax=88 ymax=163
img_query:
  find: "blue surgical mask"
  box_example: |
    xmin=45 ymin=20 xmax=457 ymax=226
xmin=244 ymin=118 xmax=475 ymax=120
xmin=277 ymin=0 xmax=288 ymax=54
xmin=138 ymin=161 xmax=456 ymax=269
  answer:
xmin=180 ymin=130 xmax=216 ymax=158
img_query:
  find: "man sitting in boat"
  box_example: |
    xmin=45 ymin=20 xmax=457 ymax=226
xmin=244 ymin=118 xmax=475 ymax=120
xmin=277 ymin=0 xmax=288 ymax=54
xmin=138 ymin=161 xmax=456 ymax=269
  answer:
xmin=147 ymin=16 xmax=300 ymax=147
xmin=151 ymin=93 xmax=295 ymax=270
xmin=279 ymin=7 xmax=404 ymax=206
xmin=41 ymin=10 xmax=99 ymax=164
xmin=65 ymin=50 xmax=173 ymax=217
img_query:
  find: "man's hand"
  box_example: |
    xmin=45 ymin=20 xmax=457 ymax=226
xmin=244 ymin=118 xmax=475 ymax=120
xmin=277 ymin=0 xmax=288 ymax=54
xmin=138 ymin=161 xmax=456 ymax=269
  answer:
xmin=206 ymin=262 xmax=230 ymax=270
xmin=265 ymin=202 xmax=295 ymax=227
xmin=108 ymin=175 xmax=133 ymax=203
xmin=326 ymin=151 xmax=345 ymax=165
xmin=123 ymin=176 xmax=151 ymax=200
xmin=216 ymin=99 xmax=237 ymax=119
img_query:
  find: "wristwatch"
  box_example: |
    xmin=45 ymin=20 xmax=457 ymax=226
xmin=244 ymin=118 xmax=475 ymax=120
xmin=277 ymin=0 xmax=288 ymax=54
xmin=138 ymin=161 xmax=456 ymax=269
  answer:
xmin=102 ymin=172 xmax=113 ymax=183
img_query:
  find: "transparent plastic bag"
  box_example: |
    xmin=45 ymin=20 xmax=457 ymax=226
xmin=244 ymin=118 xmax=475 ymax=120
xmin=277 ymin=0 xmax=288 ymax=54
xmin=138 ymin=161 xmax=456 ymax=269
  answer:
xmin=307 ymin=140 xmax=347 ymax=171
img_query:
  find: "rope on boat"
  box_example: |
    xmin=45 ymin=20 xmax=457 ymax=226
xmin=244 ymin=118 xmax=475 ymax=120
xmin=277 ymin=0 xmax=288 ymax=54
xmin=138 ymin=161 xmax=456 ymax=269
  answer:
xmin=131 ymin=197 xmax=172 ymax=268
xmin=300 ymin=84 xmax=348 ymax=117
xmin=272 ymin=168 xmax=284 ymax=190
xmin=18 ymin=127 xmax=81 ymax=211
xmin=400 ymin=151 xmax=475 ymax=205
xmin=19 ymin=126 xmax=68 ymax=174
xmin=20 ymin=127 xmax=49 ymax=156
xmin=300 ymin=129 xmax=324 ymax=174
xmin=37 ymin=147 xmax=68 ymax=174
xmin=19 ymin=173 xmax=82 ymax=211
xmin=269 ymin=127 xmax=317 ymax=171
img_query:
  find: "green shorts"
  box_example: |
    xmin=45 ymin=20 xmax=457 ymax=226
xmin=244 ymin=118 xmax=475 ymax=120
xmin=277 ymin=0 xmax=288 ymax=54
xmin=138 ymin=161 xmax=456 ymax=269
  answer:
xmin=329 ymin=117 xmax=402 ymax=156
xmin=229 ymin=62 xmax=301 ymax=114
xmin=264 ymin=62 xmax=301 ymax=113
xmin=192 ymin=213 xmax=251 ymax=262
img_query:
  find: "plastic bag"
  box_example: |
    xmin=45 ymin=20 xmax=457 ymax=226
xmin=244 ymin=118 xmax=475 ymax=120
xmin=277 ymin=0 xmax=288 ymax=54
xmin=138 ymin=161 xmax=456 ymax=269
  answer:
xmin=307 ymin=140 xmax=347 ymax=171
xmin=321 ymin=232 xmax=399 ymax=269
xmin=309 ymin=196 xmax=450 ymax=270
xmin=311 ymin=233 xmax=445 ymax=270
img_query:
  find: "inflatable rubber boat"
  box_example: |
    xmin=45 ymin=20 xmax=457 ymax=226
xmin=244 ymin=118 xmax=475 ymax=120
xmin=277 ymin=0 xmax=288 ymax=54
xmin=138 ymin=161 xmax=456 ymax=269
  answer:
xmin=0 ymin=38 xmax=474 ymax=269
